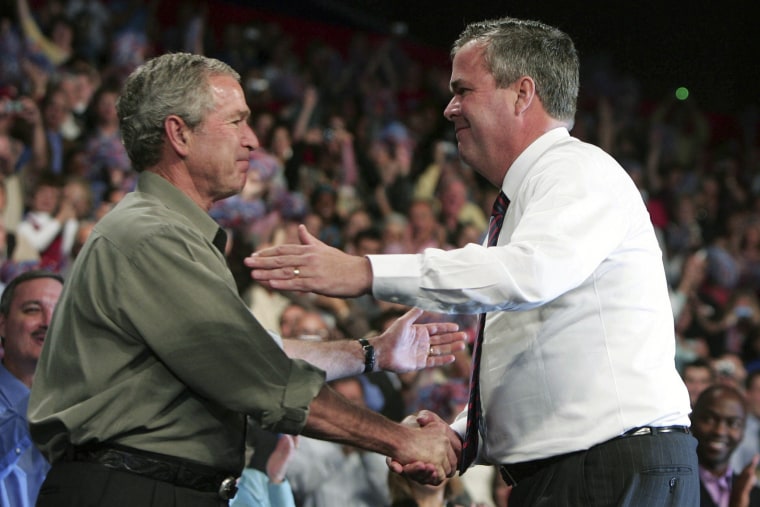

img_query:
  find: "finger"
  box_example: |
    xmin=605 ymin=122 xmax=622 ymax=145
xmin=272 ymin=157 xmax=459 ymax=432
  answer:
xmin=425 ymin=354 xmax=458 ymax=368
xmin=399 ymin=307 xmax=424 ymax=325
xmin=415 ymin=410 xmax=437 ymax=426
xmin=429 ymin=331 xmax=468 ymax=350
xmin=249 ymin=254 xmax=307 ymax=277
xmin=387 ymin=457 xmax=404 ymax=474
xmin=247 ymin=244 xmax=309 ymax=262
xmin=401 ymin=462 xmax=437 ymax=483
xmin=424 ymin=322 xmax=461 ymax=336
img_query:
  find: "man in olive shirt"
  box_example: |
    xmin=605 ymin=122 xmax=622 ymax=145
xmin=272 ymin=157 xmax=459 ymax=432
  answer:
xmin=28 ymin=53 xmax=463 ymax=507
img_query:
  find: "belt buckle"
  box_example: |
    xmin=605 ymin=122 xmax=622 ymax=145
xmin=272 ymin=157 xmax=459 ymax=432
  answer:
xmin=218 ymin=476 xmax=238 ymax=500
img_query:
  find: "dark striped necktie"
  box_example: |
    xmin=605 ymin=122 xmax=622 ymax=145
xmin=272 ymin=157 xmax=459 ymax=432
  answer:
xmin=459 ymin=190 xmax=509 ymax=473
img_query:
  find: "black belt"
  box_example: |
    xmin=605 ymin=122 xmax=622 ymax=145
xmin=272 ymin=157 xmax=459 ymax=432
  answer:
xmin=499 ymin=425 xmax=690 ymax=487
xmin=61 ymin=444 xmax=239 ymax=500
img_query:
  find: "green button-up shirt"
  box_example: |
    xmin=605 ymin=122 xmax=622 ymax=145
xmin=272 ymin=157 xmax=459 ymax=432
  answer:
xmin=28 ymin=171 xmax=325 ymax=472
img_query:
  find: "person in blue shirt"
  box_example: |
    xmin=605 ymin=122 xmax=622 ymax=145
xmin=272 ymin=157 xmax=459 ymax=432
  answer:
xmin=0 ymin=270 xmax=63 ymax=507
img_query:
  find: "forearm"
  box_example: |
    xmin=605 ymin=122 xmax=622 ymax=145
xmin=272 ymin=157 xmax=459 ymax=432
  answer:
xmin=302 ymin=385 xmax=407 ymax=458
xmin=282 ymin=337 xmax=371 ymax=381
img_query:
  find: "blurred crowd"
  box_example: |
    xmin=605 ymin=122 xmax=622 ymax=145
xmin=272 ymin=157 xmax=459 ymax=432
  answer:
xmin=0 ymin=0 xmax=758 ymax=505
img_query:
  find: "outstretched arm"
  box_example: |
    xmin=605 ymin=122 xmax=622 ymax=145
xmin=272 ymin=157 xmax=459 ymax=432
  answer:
xmin=246 ymin=224 xmax=372 ymax=297
xmin=282 ymin=308 xmax=466 ymax=381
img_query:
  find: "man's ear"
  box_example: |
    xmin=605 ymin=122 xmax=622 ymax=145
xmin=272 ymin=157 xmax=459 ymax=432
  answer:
xmin=514 ymin=76 xmax=537 ymax=114
xmin=164 ymin=115 xmax=191 ymax=158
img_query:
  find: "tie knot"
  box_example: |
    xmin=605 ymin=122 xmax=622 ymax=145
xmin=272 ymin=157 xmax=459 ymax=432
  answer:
xmin=491 ymin=191 xmax=509 ymax=217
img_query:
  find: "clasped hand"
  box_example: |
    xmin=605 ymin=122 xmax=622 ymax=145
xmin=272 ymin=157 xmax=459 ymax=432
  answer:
xmin=389 ymin=410 xmax=462 ymax=485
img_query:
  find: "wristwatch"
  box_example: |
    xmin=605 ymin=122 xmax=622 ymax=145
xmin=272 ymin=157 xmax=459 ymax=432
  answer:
xmin=357 ymin=338 xmax=375 ymax=373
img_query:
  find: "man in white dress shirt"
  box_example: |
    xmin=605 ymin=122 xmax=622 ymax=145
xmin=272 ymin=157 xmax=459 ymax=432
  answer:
xmin=247 ymin=17 xmax=698 ymax=506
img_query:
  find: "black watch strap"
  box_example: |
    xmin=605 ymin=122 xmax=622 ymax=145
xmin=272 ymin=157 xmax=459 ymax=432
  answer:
xmin=358 ymin=338 xmax=375 ymax=373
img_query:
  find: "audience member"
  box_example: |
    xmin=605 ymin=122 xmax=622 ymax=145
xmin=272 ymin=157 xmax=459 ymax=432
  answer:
xmin=682 ymin=358 xmax=717 ymax=407
xmin=691 ymin=385 xmax=760 ymax=507
xmin=0 ymin=270 xmax=63 ymax=507
xmin=15 ymin=172 xmax=77 ymax=271
xmin=229 ymin=420 xmax=299 ymax=507
xmin=286 ymin=377 xmax=392 ymax=507
xmin=732 ymin=370 xmax=760 ymax=474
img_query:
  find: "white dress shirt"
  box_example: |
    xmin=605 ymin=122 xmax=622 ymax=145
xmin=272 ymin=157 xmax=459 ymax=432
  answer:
xmin=369 ymin=127 xmax=691 ymax=464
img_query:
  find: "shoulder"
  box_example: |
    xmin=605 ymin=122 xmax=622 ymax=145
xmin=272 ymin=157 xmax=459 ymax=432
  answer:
xmin=94 ymin=191 xmax=202 ymax=251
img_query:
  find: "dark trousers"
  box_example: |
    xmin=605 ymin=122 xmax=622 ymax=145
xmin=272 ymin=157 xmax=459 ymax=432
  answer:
xmin=37 ymin=461 xmax=230 ymax=507
xmin=508 ymin=431 xmax=699 ymax=507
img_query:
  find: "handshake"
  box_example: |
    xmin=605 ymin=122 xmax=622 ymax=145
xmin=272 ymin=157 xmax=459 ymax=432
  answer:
xmin=388 ymin=410 xmax=464 ymax=485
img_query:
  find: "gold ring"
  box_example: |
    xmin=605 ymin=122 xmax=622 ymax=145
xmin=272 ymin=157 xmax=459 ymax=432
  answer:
xmin=429 ymin=346 xmax=435 ymax=356
xmin=293 ymin=268 xmax=301 ymax=277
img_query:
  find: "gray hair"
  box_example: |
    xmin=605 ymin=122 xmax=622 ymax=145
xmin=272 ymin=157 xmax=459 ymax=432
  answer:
xmin=451 ymin=17 xmax=579 ymax=123
xmin=116 ymin=53 xmax=240 ymax=172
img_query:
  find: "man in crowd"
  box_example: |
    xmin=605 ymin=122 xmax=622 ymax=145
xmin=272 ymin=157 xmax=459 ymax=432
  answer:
xmin=27 ymin=53 xmax=464 ymax=507
xmin=731 ymin=370 xmax=760 ymax=474
xmin=0 ymin=270 xmax=63 ymax=507
xmin=247 ymin=17 xmax=697 ymax=506
xmin=691 ymin=385 xmax=760 ymax=506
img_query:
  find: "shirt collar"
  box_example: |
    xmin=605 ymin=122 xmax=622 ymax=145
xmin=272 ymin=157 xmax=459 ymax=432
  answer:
xmin=699 ymin=464 xmax=732 ymax=490
xmin=136 ymin=171 xmax=222 ymax=247
xmin=0 ymin=363 xmax=30 ymax=409
xmin=502 ymin=127 xmax=570 ymax=200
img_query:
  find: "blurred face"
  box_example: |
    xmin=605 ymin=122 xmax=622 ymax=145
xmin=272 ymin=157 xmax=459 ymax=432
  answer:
xmin=332 ymin=378 xmax=365 ymax=407
xmin=185 ymin=75 xmax=259 ymax=208
xmin=0 ymin=278 xmax=62 ymax=384
xmin=440 ymin=181 xmax=466 ymax=217
xmin=444 ymin=41 xmax=515 ymax=186
xmin=409 ymin=201 xmax=436 ymax=236
xmin=683 ymin=366 xmax=714 ymax=406
xmin=33 ymin=185 xmax=61 ymax=214
xmin=746 ymin=376 xmax=760 ymax=418
xmin=43 ymin=90 xmax=70 ymax=130
xmin=692 ymin=392 xmax=745 ymax=471
xmin=279 ymin=305 xmax=306 ymax=338
xmin=95 ymin=91 xmax=119 ymax=125
xmin=294 ymin=312 xmax=330 ymax=341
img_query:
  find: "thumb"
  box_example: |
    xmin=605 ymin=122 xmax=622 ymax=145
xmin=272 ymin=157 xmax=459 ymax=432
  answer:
xmin=298 ymin=224 xmax=322 ymax=246
xmin=399 ymin=307 xmax=424 ymax=325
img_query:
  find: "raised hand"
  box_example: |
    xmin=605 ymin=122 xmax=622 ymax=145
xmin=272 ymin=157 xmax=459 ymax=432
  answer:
xmin=375 ymin=308 xmax=466 ymax=372
xmin=245 ymin=224 xmax=372 ymax=297
xmin=730 ymin=454 xmax=760 ymax=507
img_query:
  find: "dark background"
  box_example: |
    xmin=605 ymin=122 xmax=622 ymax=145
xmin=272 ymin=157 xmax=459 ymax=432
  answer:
xmin=238 ymin=0 xmax=757 ymax=116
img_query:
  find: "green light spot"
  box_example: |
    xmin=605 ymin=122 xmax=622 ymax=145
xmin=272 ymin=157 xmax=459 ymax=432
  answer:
xmin=675 ymin=87 xmax=689 ymax=100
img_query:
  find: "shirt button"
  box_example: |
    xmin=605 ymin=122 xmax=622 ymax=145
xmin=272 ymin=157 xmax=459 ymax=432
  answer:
xmin=15 ymin=448 xmax=21 ymax=455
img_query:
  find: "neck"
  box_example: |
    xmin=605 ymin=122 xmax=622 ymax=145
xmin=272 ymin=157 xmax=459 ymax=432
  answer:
xmin=704 ymin=463 xmax=730 ymax=478
xmin=148 ymin=166 xmax=213 ymax=212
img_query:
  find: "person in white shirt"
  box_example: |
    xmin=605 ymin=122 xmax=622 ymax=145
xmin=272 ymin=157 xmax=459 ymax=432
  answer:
xmin=286 ymin=377 xmax=391 ymax=507
xmin=16 ymin=174 xmax=77 ymax=271
xmin=246 ymin=16 xmax=697 ymax=506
